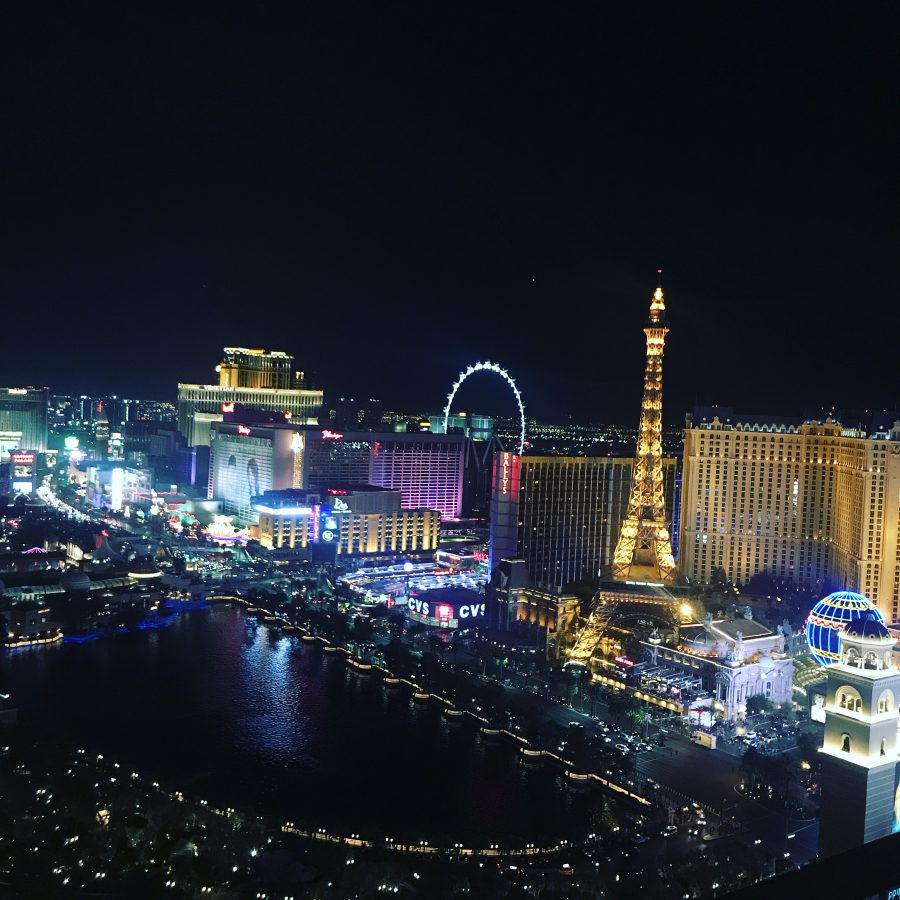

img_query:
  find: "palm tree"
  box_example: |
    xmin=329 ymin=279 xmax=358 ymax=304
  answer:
xmin=627 ymin=702 xmax=649 ymax=738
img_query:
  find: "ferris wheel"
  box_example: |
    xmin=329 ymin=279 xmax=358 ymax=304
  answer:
xmin=442 ymin=361 xmax=526 ymax=455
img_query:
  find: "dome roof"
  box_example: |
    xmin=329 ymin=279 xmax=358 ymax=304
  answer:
xmin=805 ymin=590 xmax=884 ymax=666
xmin=844 ymin=609 xmax=893 ymax=642
xmin=59 ymin=569 xmax=92 ymax=594
xmin=757 ymin=652 xmax=776 ymax=671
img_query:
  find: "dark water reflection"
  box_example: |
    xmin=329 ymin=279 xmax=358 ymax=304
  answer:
xmin=1 ymin=605 xmax=605 ymax=845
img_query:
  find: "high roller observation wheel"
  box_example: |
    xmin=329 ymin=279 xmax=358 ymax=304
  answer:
xmin=443 ymin=361 xmax=526 ymax=455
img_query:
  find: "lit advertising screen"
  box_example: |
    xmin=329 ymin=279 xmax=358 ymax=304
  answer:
xmin=12 ymin=480 xmax=34 ymax=493
xmin=319 ymin=508 xmax=339 ymax=543
xmin=406 ymin=595 xmax=486 ymax=625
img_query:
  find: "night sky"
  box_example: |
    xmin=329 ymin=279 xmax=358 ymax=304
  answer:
xmin=4 ymin=6 xmax=896 ymax=424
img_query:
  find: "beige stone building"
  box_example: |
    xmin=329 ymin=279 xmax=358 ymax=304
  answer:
xmin=679 ymin=409 xmax=900 ymax=621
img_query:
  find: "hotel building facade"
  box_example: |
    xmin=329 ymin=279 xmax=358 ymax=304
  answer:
xmin=0 ymin=386 xmax=49 ymax=454
xmin=209 ymin=422 xmax=465 ymax=525
xmin=490 ymin=452 xmax=680 ymax=589
xmin=177 ymin=347 xmax=322 ymax=447
xmin=679 ymin=408 xmax=900 ymax=621
xmin=255 ymin=486 xmax=440 ymax=559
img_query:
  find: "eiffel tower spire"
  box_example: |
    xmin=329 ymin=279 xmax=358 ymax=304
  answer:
xmin=611 ymin=277 xmax=676 ymax=582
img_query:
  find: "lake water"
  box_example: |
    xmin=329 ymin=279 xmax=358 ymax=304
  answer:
xmin=1 ymin=604 xmax=605 ymax=846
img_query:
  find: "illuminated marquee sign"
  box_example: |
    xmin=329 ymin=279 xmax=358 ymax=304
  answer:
xmin=499 ymin=452 xmax=520 ymax=497
xmin=11 ymin=452 xmax=35 ymax=465
xmin=319 ymin=511 xmax=339 ymax=543
xmin=321 ymin=429 xmax=344 ymax=440
xmin=614 ymin=655 xmax=634 ymax=667
xmin=406 ymin=597 xmax=486 ymax=624
xmin=237 ymin=425 xmax=251 ymax=435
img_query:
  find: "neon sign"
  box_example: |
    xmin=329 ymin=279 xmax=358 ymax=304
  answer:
xmin=614 ymin=655 xmax=634 ymax=667
xmin=237 ymin=425 xmax=251 ymax=435
xmin=11 ymin=452 xmax=35 ymax=465
xmin=321 ymin=429 xmax=343 ymax=440
xmin=501 ymin=452 xmax=511 ymax=495
xmin=221 ymin=402 xmax=235 ymax=413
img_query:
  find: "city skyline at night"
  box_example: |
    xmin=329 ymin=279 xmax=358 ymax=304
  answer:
xmin=2 ymin=5 xmax=898 ymax=898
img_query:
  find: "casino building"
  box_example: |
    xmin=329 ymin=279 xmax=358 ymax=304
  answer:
xmin=679 ymin=408 xmax=900 ymax=620
xmin=209 ymin=422 xmax=465 ymax=525
xmin=0 ymin=386 xmax=48 ymax=455
xmin=254 ymin=485 xmax=440 ymax=560
xmin=650 ymin=613 xmax=795 ymax=721
xmin=489 ymin=451 xmax=680 ymax=588
xmin=177 ymin=347 xmax=322 ymax=447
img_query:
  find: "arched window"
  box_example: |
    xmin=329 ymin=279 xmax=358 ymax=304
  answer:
xmin=836 ymin=686 xmax=863 ymax=713
xmin=877 ymin=690 xmax=895 ymax=715
xmin=841 ymin=734 xmax=851 ymax=753
xmin=864 ymin=651 xmax=879 ymax=670
xmin=844 ymin=648 xmax=861 ymax=667
xmin=881 ymin=738 xmax=887 ymax=756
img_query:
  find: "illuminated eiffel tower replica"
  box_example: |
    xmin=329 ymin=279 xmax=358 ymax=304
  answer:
xmin=611 ymin=275 xmax=676 ymax=583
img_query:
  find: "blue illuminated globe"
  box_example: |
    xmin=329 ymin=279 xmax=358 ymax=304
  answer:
xmin=805 ymin=590 xmax=884 ymax=666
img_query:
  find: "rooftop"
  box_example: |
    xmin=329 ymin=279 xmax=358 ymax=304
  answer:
xmin=713 ymin=619 xmax=773 ymax=641
xmin=321 ymin=484 xmax=395 ymax=494
xmin=415 ymin=586 xmax=484 ymax=604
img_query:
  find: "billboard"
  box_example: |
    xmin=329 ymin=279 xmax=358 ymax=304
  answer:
xmin=406 ymin=593 xmax=486 ymax=627
xmin=319 ymin=508 xmax=339 ymax=543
